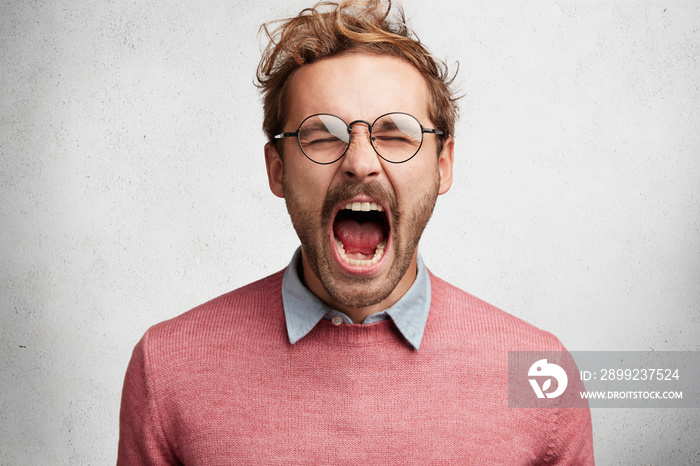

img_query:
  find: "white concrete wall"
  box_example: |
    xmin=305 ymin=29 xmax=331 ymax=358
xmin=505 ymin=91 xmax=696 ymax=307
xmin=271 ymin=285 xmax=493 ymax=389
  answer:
xmin=1 ymin=0 xmax=698 ymax=463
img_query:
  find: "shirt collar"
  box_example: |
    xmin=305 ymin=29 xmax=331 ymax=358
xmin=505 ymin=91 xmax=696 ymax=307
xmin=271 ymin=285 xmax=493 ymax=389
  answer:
xmin=281 ymin=247 xmax=431 ymax=350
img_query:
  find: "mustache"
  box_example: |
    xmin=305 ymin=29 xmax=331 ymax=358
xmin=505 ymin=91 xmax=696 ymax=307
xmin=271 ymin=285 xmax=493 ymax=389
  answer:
xmin=321 ymin=181 xmax=399 ymax=224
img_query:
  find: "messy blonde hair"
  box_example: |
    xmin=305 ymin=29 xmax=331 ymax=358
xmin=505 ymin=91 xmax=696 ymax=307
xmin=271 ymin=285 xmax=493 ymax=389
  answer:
xmin=256 ymin=0 xmax=459 ymax=153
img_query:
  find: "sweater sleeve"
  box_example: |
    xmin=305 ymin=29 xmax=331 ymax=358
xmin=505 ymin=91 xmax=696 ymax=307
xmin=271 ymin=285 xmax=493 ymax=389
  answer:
xmin=117 ymin=333 xmax=178 ymax=465
xmin=544 ymin=340 xmax=595 ymax=465
xmin=545 ymin=403 xmax=595 ymax=465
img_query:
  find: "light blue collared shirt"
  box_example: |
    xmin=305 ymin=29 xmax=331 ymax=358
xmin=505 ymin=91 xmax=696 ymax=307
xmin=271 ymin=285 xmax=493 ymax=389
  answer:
xmin=281 ymin=248 xmax=431 ymax=350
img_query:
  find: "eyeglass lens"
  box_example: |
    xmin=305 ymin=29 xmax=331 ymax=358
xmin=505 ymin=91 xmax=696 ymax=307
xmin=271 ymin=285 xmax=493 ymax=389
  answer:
xmin=297 ymin=113 xmax=424 ymax=164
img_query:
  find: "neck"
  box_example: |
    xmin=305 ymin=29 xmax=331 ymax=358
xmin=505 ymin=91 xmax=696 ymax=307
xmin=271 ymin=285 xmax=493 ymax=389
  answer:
xmin=300 ymin=251 xmax=418 ymax=323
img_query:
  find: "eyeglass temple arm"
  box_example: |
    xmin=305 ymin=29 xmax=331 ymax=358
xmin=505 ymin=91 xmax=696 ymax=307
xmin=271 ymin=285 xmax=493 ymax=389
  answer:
xmin=273 ymin=132 xmax=298 ymax=139
xmin=423 ymin=128 xmax=443 ymax=135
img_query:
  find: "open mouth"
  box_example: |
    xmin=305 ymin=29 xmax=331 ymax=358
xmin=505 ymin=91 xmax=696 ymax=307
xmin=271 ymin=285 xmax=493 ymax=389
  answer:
xmin=332 ymin=201 xmax=390 ymax=268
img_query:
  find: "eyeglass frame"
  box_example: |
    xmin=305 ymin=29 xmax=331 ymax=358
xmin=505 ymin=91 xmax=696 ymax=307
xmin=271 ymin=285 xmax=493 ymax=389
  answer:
xmin=273 ymin=112 xmax=444 ymax=165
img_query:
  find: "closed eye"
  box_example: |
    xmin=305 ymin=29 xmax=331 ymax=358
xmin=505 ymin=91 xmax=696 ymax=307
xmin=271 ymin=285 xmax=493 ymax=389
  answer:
xmin=374 ymin=136 xmax=412 ymax=142
xmin=306 ymin=137 xmax=342 ymax=145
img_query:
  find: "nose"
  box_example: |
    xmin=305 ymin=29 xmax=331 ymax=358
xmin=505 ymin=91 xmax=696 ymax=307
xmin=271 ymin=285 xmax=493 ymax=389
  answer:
xmin=338 ymin=121 xmax=382 ymax=182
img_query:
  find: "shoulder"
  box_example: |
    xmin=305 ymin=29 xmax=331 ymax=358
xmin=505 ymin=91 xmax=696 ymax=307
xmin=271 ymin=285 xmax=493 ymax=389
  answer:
xmin=140 ymin=270 xmax=287 ymax=354
xmin=427 ymin=272 xmax=565 ymax=352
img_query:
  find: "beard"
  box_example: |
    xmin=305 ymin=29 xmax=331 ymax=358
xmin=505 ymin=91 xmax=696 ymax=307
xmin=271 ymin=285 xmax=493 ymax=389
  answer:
xmin=283 ymin=174 xmax=439 ymax=310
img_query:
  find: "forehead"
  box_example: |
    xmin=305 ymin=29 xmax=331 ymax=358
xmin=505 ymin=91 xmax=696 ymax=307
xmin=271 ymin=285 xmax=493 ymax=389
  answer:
xmin=285 ymin=53 xmax=431 ymax=127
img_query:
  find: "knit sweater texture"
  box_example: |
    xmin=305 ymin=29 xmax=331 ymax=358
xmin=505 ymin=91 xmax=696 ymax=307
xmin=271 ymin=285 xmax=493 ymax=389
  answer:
xmin=118 ymin=270 xmax=594 ymax=465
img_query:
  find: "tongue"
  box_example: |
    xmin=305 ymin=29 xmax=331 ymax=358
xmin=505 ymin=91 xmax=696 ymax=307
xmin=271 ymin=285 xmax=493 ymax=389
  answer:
xmin=334 ymin=218 xmax=384 ymax=255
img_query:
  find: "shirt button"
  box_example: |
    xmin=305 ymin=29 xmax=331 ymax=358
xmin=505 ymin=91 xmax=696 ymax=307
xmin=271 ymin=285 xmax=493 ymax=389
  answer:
xmin=331 ymin=316 xmax=343 ymax=326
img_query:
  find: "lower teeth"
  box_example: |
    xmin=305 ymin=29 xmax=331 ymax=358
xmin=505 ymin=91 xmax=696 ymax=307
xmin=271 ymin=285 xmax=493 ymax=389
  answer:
xmin=335 ymin=238 xmax=387 ymax=267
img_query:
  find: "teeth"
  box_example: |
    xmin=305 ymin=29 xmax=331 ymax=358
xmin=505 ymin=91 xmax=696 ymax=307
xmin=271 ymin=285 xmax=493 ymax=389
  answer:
xmin=335 ymin=239 xmax=388 ymax=267
xmin=343 ymin=202 xmax=384 ymax=212
xmin=335 ymin=201 xmax=387 ymax=267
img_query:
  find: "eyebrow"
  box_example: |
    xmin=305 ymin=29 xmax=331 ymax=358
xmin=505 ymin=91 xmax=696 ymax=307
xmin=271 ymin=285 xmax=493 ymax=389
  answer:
xmin=374 ymin=119 xmax=400 ymax=131
xmin=301 ymin=121 xmax=332 ymax=132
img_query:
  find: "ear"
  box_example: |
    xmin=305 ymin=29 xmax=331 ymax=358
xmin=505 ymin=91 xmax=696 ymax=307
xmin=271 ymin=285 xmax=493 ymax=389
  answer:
xmin=437 ymin=137 xmax=454 ymax=195
xmin=264 ymin=142 xmax=285 ymax=198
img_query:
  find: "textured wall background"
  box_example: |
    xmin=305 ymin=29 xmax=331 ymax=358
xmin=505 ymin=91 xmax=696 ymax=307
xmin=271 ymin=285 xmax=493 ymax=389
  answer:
xmin=1 ymin=0 xmax=699 ymax=463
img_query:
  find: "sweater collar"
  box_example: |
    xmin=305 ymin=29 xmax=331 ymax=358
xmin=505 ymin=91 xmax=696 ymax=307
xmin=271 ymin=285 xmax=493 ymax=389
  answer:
xmin=282 ymin=247 xmax=431 ymax=350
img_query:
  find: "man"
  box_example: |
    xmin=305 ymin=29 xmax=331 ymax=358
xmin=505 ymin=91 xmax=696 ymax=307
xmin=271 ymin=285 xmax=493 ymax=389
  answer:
xmin=118 ymin=0 xmax=594 ymax=463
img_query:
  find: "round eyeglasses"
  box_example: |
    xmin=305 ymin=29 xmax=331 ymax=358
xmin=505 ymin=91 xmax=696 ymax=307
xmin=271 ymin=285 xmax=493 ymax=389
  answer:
xmin=273 ymin=112 xmax=443 ymax=165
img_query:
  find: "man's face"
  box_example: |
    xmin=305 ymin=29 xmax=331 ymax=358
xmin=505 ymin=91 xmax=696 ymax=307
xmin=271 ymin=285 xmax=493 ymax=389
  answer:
xmin=265 ymin=53 xmax=453 ymax=315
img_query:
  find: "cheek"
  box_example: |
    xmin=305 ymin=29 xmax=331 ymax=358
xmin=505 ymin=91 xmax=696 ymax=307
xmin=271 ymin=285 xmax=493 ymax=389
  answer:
xmin=386 ymin=158 xmax=440 ymax=201
xmin=282 ymin=162 xmax=335 ymax=210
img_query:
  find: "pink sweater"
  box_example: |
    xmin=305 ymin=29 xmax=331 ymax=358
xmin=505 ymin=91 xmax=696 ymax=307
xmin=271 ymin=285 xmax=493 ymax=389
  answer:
xmin=118 ymin=270 xmax=594 ymax=464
